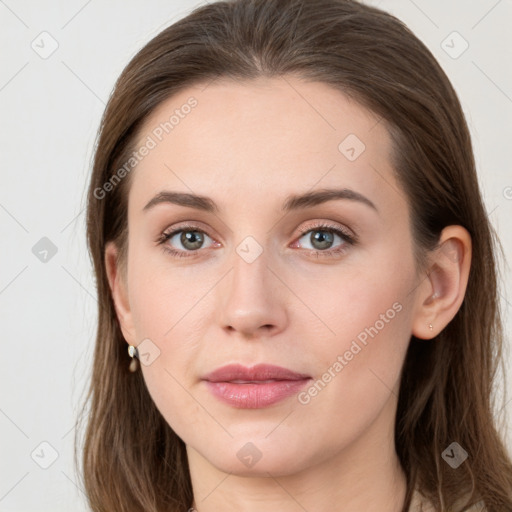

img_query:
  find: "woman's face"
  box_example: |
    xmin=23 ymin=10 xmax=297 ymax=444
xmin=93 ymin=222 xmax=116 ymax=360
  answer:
xmin=109 ymin=76 xmax=425 ymax=477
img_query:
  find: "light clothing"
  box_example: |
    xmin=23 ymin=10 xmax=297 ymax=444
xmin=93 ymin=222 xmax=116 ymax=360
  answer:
xmin=410 ymin=488 xmax=487 ymax=511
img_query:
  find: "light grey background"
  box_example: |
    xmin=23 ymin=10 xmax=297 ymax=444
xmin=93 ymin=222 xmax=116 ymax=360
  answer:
xmin=1 ymin=1 xmax=511 ymax=510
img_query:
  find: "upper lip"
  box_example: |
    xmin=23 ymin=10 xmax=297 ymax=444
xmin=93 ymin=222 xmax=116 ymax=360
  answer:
xmin=203 ymin=363 xmax=311 ymax=383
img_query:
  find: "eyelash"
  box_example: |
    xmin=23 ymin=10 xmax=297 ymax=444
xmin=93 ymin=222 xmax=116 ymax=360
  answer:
xmin=156 ymin=222 xmax=357 ymax=259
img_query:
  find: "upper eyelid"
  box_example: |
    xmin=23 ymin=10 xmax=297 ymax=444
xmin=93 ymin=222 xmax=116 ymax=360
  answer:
xmin=163 ymin=221 xmax=350 ymax=236
xmin=296 ymin=222 xmax=353 ymax=237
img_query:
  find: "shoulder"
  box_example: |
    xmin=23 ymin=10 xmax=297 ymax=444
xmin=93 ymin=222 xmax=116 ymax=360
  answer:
xmin=410 ymin=488 xmax=487 ymax=512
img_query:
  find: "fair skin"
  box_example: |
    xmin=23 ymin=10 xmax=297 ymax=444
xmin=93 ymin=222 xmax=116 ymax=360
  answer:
xmin=105 ymin=76 xmax=471 ymax=512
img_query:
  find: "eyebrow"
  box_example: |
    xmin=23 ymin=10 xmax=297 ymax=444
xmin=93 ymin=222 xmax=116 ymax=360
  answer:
xmin=142 ymin=188 xmax=378 ymax=214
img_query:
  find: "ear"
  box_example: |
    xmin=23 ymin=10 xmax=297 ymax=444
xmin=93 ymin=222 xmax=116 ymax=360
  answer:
xmin=411 ymin=225 xmax=472 ymax=340
xmin=105 ymin=241 xmax=136 ymax=346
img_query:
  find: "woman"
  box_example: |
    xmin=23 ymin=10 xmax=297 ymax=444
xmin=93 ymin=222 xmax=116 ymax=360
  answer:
xmin=76 ymin=0 xmax=512 ymax=510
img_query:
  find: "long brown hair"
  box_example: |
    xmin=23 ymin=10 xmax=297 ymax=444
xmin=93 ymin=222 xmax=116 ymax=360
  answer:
xmin=76 ymin=0 xmax=512 ymax=510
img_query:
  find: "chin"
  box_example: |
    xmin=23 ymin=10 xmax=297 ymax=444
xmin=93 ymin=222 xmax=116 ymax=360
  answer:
xmin=201 ymin=441 xmax=313 ymax=478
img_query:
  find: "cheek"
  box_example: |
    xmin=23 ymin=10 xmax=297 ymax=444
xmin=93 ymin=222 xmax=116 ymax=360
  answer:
xmin=304 ymin=281 xmax=410 ymax=386
xmin=127 ymin=241 xmax=199 ymax=340
xmin=126 ymin=247 xmax=213 ymax=431
xmin=129 ymin=270 xmax=207 ymax=436
xmin=296 ymin=248 xmax=415 ymax=401
xmin=290 ymin=287 xmax=412 ymax=454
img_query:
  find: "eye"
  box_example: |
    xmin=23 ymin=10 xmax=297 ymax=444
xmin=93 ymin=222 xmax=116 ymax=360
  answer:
xmin=157 ymin=224 xmax=217 ymax=258
xmin=293 ymin=222 xmax=356 ymax=258
xmin=157 ymin=221 xmax=357 ymax=259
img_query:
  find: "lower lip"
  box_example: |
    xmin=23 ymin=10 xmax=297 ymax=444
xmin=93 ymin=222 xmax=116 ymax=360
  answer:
xmin=204 ymin=379 xmax=311 ymax=408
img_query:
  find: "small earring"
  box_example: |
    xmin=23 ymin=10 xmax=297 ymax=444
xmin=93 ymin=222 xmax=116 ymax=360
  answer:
xmin=429 ymin=323 xmax=433 ymax=331
xmin=128 ymin=345 xmax=139 ymax=372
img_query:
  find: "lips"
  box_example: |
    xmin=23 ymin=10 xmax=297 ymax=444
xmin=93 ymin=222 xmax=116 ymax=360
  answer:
xmin=202 ymin=363 xmax=311 ymax=383
xmin=202 ymin=364 xmax=312 ymax=408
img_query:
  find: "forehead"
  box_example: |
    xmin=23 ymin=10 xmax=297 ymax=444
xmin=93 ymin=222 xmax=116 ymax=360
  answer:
xmin=129 ymin=76 xmax=403 ymax=217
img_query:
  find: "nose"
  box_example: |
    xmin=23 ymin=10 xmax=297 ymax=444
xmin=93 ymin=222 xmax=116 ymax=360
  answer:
xmin=217 ymin=248 xmax=288 ymax=339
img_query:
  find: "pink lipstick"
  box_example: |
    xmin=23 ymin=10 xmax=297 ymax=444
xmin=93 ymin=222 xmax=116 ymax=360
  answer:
xmin=202 ymin=363 xmax=311 ymax=408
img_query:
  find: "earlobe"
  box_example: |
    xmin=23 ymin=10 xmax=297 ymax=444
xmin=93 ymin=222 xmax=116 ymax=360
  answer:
xmin=411 ymin=226 xmax=472 ymax=340
xmin=104 ymin=241 xmax=136 ymax=345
